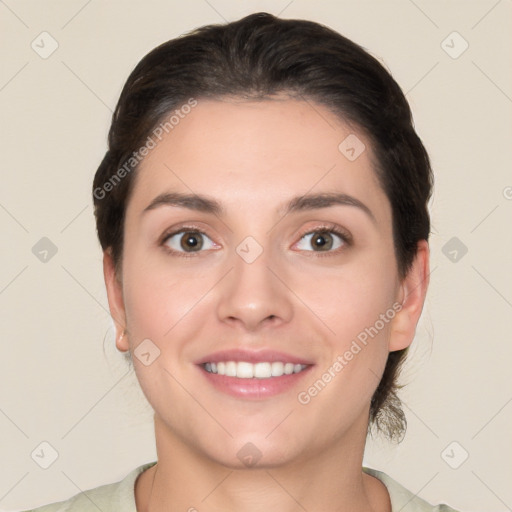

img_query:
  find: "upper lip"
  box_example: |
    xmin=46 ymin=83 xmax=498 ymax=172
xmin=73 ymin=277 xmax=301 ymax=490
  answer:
xmin=196 ymin=349 xmax=314 ymax=366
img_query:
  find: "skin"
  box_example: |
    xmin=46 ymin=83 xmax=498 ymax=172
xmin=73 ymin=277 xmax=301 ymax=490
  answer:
xmin=104 ymin=97 xmax=429 ymax=512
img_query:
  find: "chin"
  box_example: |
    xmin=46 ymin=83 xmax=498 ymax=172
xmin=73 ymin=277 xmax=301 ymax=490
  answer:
xmin=206 ymin=440 xmax=296 ymax=470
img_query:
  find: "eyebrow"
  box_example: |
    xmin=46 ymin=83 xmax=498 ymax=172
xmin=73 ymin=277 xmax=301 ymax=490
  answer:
xmin=143 ymin=191 xmax=376 ymax=223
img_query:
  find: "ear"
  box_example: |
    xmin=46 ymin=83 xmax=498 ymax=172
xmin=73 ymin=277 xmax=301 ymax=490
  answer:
xmin=388 ymin=240 xmax=430 ymax=352
xmin=103 ymin=250 xmax=129 ymax=352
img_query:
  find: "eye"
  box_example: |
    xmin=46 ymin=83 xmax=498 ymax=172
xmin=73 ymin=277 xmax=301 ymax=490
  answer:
xmin=162 ymin=229 xmax=217 ymax=254
xmin=295 ymin=228 xmax=349 ymax=252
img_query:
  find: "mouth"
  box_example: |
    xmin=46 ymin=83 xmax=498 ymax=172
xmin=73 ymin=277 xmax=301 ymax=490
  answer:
xmin=196 ymin=349 xmax=314 ymax=399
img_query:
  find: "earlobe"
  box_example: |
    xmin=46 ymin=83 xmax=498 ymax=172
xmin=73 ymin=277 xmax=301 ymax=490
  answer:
xmin=388 ymin=240 xmax=430 ymax=352
xmin=103 ymin=250 xmax=129 ymax=352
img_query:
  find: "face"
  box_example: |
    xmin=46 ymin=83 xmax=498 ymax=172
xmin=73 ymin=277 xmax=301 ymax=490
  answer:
xmin=105 ymin=97 xmax=427 ymax=469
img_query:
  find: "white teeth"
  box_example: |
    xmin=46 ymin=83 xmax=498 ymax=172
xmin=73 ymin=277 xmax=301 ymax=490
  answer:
xmin=237 ymin=361 xmax=254 ymax=378
xmin=254 ymin=362 xmax=272 ymax=378
xmin=284 ymin=363 xmax=294 ymax=375
xmin=203 ymin=361 xmax=307 ymax=379
xmin=225 ymin=361 xmax=237 ymax=377
xmin=271 ymin=361 xmax=284 ymax=376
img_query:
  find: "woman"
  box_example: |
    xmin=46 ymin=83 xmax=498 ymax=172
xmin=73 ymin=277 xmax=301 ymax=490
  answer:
xmin=26 ymin=12 xmax=459 ymax=512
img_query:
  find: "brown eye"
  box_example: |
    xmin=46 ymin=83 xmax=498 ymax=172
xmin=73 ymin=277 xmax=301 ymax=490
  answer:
xmin=163 ymin=230 xmax=216 ymax=253
xmin=295 ymin=230 xmax=346 ymax=252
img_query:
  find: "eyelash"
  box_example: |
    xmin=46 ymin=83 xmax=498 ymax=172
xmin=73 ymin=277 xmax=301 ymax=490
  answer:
xmin=160 ymin=223 xmax=352 ymax=259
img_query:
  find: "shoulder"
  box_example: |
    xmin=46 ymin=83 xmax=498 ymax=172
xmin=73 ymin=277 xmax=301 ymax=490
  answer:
xmin=363 ymin=467 xmax=460 ymax=512
xmin=21 ymin=462 xmax=157 ymax=512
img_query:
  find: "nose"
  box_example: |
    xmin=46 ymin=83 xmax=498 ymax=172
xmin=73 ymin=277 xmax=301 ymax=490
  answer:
xmin=215 ymin=247 xmax=294 ymax=332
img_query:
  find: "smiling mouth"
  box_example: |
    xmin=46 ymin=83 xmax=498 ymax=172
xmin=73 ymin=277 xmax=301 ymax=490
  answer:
xmin=202 ymin=361 xmax=308 ymax=379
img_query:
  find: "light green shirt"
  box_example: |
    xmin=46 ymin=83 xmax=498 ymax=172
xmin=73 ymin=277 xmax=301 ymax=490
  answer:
xmin=22 ymin=462 xmax=459 ymax=511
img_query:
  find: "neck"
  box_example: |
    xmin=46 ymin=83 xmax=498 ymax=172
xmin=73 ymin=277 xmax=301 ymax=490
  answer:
xmin=136 ymin=414 xmax=390 ymax=512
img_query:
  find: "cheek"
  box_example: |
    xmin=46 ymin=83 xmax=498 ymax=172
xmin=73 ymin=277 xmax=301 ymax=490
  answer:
xmin=298 ymin=254 xmax=398 ymax=344
xmin=119 ymin=254 xmax=209 ymax=406
xmin=121 ymin=249 xmax=215 ymax=346
xmin=297 ymin=250 xmax=399 ymax=405
xmin=296 ymin=267 xmax=397 ymax=421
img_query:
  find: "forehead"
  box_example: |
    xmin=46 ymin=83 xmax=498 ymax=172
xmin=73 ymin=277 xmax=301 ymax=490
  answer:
xmin=129 ymin=97 xmax=390 ymax=221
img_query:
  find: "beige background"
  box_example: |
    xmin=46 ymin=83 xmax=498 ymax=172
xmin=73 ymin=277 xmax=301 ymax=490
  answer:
xmin=1 ymin=1 xmax=511 ymax=511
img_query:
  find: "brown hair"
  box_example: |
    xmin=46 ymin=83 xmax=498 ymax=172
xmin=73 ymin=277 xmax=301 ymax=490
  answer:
xmin=93 ymin=12 xmax=432 ymax=440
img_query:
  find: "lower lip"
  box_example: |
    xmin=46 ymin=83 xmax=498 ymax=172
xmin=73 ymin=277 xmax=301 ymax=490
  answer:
xmin=199 ymin=365 xmax=313 ymax=400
